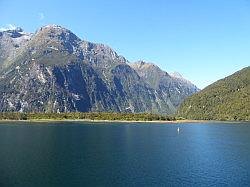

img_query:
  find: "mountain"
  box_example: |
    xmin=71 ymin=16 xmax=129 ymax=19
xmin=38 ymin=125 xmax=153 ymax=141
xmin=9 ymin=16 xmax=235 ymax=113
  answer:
xmin=0 ymin=27 xmax=32 ymax=69
xmin=0 ymin=25 xmax=199 ymax=114
xmin=178 ymin=67 xmax=250 ymax=121
xmin=129 ymin=61 xmax=199 ymax=112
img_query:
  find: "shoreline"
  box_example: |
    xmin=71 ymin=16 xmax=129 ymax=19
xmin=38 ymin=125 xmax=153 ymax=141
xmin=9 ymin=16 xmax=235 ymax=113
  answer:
xmin=0 ymin=119 xmax=246 ymax=124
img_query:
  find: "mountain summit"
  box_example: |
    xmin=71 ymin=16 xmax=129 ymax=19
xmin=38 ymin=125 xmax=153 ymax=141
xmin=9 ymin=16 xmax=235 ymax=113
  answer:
xmin=0 ymin=25 xmax=199 ymax=113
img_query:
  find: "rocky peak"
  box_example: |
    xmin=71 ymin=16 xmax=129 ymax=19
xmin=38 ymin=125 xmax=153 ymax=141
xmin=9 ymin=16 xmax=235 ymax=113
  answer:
xmin=132 ymin=60 xmax=155 ymax=68
xmin=0 ymin=26 xmax=22 ymax=33
xmin=38 ymin=25 xmax=69 ymax=33
xmin=40 ymin=24 xmax=63 ymax=30
xmin=130 ymin=61 xmax=169 ymax=77
xmin=0 ymin=26 xmax=32 ymax=66
xmin=21 ymin=25 xmax=83 ymax=58
xmin=81 ymin=41 xmax=119 ymax=59
xmin=170 ymin=71 xmax=199 ymax=89
xmin=94 ymin=43 xmax=118 ymax=58
xmin=0 ymin=27 xmax=31 ymax=39
xmin=170 ymin=72 xmax=183 ymax=79
xmin=80 ymin=41 xmax=127 ymax=71
xmin=34 ymin=25 xmax=81 ymax=45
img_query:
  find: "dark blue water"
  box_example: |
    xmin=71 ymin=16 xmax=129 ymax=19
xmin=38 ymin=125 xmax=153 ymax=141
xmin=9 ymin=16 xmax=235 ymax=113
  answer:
xmin=0 ymin=122 xmax=250 ymax=187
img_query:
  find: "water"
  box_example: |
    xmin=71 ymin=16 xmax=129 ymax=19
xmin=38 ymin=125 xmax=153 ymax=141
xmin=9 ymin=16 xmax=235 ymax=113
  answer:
xmin=0 ymin=121 xmax=250 ymax=187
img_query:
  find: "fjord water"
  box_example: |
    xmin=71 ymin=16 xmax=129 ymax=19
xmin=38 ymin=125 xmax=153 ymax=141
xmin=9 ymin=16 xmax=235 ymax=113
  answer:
xmin=0 ymin=122 xmax=250 ymax=186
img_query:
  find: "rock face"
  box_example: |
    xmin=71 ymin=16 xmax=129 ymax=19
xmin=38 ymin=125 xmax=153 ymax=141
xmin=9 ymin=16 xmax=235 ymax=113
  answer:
xmin=129 ymin=61 xmax=200 ymax=111
xmin=178 ymin=67 xmax=250 ymax=120
xmin=0 ymin=27 xmax=32 ymax=69
xmin=0 ymin=25 xmax=199 ymax=114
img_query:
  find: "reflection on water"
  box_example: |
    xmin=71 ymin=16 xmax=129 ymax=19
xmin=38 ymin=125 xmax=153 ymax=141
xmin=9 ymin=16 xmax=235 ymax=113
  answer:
xmin=0 ymin=122 xmax=250 ymax=186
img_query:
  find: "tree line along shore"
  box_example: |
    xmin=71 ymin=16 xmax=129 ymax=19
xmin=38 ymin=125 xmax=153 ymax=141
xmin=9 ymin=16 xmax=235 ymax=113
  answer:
xmin=0 ymin=112 xmax=177 ymax=122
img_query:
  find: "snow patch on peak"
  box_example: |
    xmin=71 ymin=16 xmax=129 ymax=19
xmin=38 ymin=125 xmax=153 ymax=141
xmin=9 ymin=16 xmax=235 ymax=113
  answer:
xmin=0 ymin=24 xmax=18 ymax=32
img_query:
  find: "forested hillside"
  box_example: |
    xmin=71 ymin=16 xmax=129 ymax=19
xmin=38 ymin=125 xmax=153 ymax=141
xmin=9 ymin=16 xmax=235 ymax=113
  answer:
xmin=178 ymin=67 xmax=250 ymax=121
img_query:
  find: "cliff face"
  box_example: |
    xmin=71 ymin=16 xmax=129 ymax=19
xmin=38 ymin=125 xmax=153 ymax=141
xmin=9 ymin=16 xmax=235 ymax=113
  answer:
xmin=130 ymin=61 xmax=200 ymax=110
xmin=0 ymin=25 xmax=199 ymax=114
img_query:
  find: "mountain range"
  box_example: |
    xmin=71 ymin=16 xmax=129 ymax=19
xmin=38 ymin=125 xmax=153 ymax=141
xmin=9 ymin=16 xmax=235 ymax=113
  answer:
xmin=0 ymin=25 xmax=199 ymax=114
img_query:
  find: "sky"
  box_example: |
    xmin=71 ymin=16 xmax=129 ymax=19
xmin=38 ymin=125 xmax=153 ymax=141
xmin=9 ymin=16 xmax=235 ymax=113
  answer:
xmin=0 ymin=0 xmax=250 ymax=89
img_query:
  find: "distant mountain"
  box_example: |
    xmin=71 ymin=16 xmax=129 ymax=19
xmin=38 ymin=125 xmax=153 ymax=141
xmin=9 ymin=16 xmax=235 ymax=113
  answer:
xmin=178 ymin=67 xmax=250 ymax=121
xmin=129 ymin=61 xmax=199 ymax=112
xmin=0 ymin=27 xmax=32 ymax=69
xmin=0 ymin=25 xmax=199 ymax=113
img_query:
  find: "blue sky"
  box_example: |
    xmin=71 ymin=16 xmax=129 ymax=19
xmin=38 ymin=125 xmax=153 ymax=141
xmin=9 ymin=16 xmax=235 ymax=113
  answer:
xmin=1 ymin=0 xmax=250 ymax=88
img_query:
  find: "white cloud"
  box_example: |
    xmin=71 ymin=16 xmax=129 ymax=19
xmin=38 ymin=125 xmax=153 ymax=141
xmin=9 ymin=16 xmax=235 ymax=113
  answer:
xmin=39 ymin=13 xmax=45 ymax=20
xmin=0 ymin=24 xmax=17 ymax=32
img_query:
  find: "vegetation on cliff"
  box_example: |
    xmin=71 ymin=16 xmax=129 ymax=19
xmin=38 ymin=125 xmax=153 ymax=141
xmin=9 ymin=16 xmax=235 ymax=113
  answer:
xmin=178 ymin=67 xmax=250 ymax=121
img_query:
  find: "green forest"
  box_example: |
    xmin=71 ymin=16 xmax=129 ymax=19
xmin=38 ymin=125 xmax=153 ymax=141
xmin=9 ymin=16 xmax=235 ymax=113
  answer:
xmin=0 ymin=112 xmax=176 ymax=121
xmin=178 ymin=67 xmax=250 ymax=121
